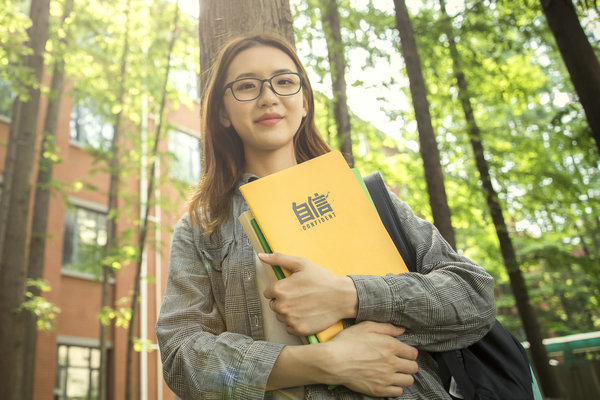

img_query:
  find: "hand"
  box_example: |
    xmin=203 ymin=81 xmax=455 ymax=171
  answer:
xmin=325 ymin=321 xmax=418 ymax=397
xmin=259 ymin=252 xmax=358 ymax=336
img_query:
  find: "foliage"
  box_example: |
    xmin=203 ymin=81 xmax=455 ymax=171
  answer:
xmin=0 ymin=0 xmax=35 ymax=106
xmin=133 ymin=338 xmax=156 ymax=353
xmin=98 ymin=297 xmax=131 ymax=328
xmin=413 ymin=0 xmax=600 ymax=337
xmin=18 ymin=279 xmax=61 ymax=331
xmin=293 ymin=0 xmax=600 ymax=339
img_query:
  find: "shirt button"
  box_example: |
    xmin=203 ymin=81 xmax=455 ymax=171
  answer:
xmin=253 ymin=315 xmax=260 ymax=327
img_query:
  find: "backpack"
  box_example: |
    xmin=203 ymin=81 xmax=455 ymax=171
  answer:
xmin=364 ymin=172 xmax=536 ymax=400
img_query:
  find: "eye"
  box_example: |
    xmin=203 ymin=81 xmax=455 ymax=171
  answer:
xmin=234 ymin=80 xmax=258 ymax=91
xmin=275 ymin=75 xmax=298 ymax=86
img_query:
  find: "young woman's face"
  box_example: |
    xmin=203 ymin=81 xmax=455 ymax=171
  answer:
xmin=220 ymin=45 xmax=308 ymax=160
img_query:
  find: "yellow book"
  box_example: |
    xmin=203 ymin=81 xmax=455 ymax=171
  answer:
xmin=238 ymin=209 xmax=326 ymax=345
xmin=239 ymin=150 xmax=408 ymax=342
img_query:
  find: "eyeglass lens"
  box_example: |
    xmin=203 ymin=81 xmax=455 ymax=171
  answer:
xmin=230 ymin=73 xmax=301 ymax=101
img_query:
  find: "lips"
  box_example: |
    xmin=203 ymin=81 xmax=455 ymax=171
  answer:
xmin=256 ymin=113 xmax=283 ymax=125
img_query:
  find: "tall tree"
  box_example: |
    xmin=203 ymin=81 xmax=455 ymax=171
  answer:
xmin=0 ymin=1 xmax=50 ymax=399
xmin=539 ymin=0 xmax=600 ymax=154
xmin=437 ymin=0 xmax=561 ymax=396
xmin=22 ymin=1 xmax=75 ymax=398
xmin=198 ymin=0 xmax=295 ymax=95
xmin=392 ymin=0 xmax=456 ymax=249
xmin=124 ymin=3 xmax=180 ymax=398
xmin=319 ymin=0 xmax=354 ymax=166
xmin=99 ymin=1 xmax=131 ymax=398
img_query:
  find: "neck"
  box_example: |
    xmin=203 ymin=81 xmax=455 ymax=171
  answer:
xmin=245 ymin=146 xmax=297 ymax=177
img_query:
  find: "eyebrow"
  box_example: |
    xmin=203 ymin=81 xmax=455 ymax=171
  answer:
xmin=233 ymin=68 xmax=295 ymax=80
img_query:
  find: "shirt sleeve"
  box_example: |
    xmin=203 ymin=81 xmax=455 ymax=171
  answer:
xmin=350 ymin=192 xmax=496 ymax=352
xmin=156 ymin=215 xmax=285 ymax=400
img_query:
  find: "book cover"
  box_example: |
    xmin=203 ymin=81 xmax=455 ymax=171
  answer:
xmin=239 ymin=150 xmax=408 ymax=342
xmin=238 ymin=210 xmax=331 ymax=344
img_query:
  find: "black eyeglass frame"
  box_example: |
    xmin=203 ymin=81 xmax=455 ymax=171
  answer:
xmin=223 ymin=72 xmax=304 ymax=102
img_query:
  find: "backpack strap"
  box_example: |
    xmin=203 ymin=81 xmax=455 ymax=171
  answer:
xmin=363 ymin=172 xmax=417 ymax=272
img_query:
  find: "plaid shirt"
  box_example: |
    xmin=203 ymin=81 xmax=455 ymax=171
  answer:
xmin=156 ymin=174 xmax=496 ymax=399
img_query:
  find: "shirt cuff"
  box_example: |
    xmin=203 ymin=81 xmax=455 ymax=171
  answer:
xmin=232 ymin=340 xmax=286 ymax=399
xmin=349 ymin=275 xmax=399 ymax=323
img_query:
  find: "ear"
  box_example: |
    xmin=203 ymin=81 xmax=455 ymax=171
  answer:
xmin=219 ymin=108 xmax=231 ymax=128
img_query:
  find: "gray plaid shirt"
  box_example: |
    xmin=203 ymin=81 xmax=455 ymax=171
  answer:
xmin=156 ymin=174 xmax=496 ymax=399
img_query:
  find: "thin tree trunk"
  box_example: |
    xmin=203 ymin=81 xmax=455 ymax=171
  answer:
xmin=438 ymin=1 xmax=562 ymax=397
xmin=392 ymin=0 xmax=456 ymax=249
xmin=198 ymin=0 xmax=295 ymax=96
xmin=98 ymin=2 xmax=131 ymax=399
xmin=22 ymin=4 xmax=73 ymax=399
xmin=0 ymin=102 xmax=21 ymax=263
xmin=540 ymin=0 xmax=600 ymax=154
xmin=124 ymin=4 xmax=179 ymax=399
xmin=0 ymin=1 xmax=50 ymax=399
xmin=320 ymin=0 xmax=354 ymax=166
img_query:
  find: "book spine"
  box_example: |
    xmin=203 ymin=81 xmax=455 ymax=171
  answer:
xmin=250 ymin=218 xmax=320 ymax=345
xmin=250 ymin=218 xmax=286 ymax=280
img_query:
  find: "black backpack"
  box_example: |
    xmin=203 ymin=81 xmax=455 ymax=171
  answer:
xmin=364 ymin=172 xmax=535 ymax=400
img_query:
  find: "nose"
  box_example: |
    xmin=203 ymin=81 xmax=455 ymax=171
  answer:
xmin=257 ymin=80 xmax=278 ymax=105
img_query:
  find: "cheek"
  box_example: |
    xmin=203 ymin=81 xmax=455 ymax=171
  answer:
xmin=222 ymin=102 xmax=249 ymax=129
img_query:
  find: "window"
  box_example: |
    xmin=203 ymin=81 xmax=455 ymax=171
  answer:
xmin=62 ymin=205 xmax=107 ymax=277
xmin=170 ymin=67 xmax=199 ymax=100
xmin=168 ymin=129 xmax=201 ymax=184
xmin=69 ymin=100 xmax=113 ymax=150
xmin=55 ymin=344 xmax=100 ymax=400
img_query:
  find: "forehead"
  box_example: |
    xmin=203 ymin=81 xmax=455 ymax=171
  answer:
xmin=225 ymin=45 xmax=298 ymax=81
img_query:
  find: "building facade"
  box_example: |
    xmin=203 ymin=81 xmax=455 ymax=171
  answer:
xmin=0 ymin=75 xmax=200 ymax=399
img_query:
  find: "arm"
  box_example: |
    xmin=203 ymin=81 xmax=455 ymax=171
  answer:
xmin=268 ymin=322 xmax=418 ymax=398
xmin=156 ymin=215 xmax=285 ymax=399
xmin=260 ymin=193 xmax=496 ymax=353
xmin=157 ymin=216 xmax=419 ymax=399
xmin=351 ymin=192 xmax=497 ymax=351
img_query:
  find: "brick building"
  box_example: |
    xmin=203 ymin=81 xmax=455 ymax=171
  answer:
xmin=0 ymin=74 xmax=200 ymax=398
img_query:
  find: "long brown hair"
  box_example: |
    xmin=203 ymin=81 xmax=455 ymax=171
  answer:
xmin=188 ymin=33 xmax=330 ymax=234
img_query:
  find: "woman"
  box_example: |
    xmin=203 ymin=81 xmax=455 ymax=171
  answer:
xmin=156 ymin=33 xmax=496 ymax=400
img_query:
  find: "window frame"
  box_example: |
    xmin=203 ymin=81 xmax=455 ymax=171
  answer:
xmin=54 ymin=336 xmax=110 ymax=400
xmin=167 ymin=127 xmax=202 ymax=185
xmin=69 ymin=100 xmax=114 ymax=151
xmin=61 ymin=198 xmax=108 ymax=280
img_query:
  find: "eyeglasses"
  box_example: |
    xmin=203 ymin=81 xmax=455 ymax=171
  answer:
xmin=224 ymin=72 xmax=303 ymax=102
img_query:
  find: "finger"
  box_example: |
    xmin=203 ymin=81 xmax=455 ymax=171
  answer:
xmin=360 ymin=321 xmax=406 ymax=337
xmin=263 ymin=284 xmax=277 ymax=300
xmin=392 ymin=372 xmax=415 ymax=388
xmin=269 ymin=298 xmax=276 ymax=312
xmin=392 ymin=356 xmax=419 ymax=375
xmin=392 ymin=341 xmax=419 ymax=361
xmin=258 ymin=252 xmax=305 ymax=273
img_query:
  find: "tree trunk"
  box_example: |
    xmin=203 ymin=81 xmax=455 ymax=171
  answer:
xmin=540 ymin=0 xmax=600 ymax=154
xmin=320 ymin=0 xmax=354 ymax=166
xmin=0 ymin=100 xmax=20 ymax=263
xmin=198 ymin=0 xmax=295 ymax=96
xmin=0 ymin=1 xmax=50 ymax=399
xmin=22 ymin=3 xmax=73 ymax=399
xmin=99 ymin=2 xmax=131 ymax=399
xmin=438 ymin=1 xmax=562 ymax=397
xmin=392 ymin=0 xmax=456 ymax=249
xmin=124 ymin=4 xmax=179 ymax=399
